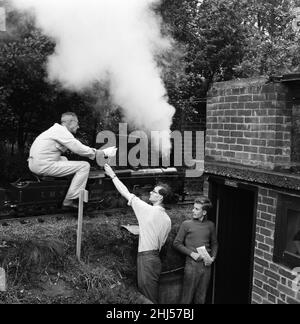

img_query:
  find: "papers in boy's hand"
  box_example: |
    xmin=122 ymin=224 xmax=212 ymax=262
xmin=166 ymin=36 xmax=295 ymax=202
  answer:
xmin=197 ymin=246 xmax=213 ymax=262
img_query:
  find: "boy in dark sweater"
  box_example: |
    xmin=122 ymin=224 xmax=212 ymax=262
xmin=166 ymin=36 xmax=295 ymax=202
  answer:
xmin=174 ymin=196 xmax=218 ymax=304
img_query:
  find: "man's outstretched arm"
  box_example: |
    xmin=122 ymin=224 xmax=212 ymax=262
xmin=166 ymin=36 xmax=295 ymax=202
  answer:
xmin=104 ymin=164 xmax=132 ymax=201
xmin=55 ymin=126 xmax=117 ymax=160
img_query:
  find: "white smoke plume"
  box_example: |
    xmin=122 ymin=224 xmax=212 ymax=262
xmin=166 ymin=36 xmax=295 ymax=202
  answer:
xmin=11 ymin=0 xmax=175 ymax=153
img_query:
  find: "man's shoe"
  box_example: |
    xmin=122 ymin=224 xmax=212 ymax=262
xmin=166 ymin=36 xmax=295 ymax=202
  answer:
xmin=62 ymin=203 xmax=78 ymax=212
xmin=62 ymin=199 xmax=78 ymax=208
xmin=62 ymin=198 xmax=77 ymax=204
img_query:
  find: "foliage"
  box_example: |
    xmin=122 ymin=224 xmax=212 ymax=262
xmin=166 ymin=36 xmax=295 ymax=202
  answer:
xmin=0 ymin=147 xmax=28 ymax=183
xmin=1 ymin=239 xmax=66 ymax=285
xmin=159 ymin=0 xmax=300 ymax=128
xmin=234 ymin=0 xmax=300 ymax=77
xmin=159 ymin=0 xmax=248 ymax=128
xmin=0 ymin=8 xmax=56 ymax=153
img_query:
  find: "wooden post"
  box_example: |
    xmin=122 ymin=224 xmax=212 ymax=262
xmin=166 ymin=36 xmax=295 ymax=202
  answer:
xmin=76 ymin=189 xmax=89 ymax=262
xmin=0 ymin=267 xmax=6 ymax=292
xmin=0 ymin=2 xmax=6 ymax=32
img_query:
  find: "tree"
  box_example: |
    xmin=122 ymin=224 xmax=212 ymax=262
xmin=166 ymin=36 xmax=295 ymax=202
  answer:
xmin=0 ymin=9 xmax=56 ymax=154
xmin=159 ymin=0 xmax=248 ymax=129
xmin=234 ymin=0 xmax=300 ymax=77
xmin=159 ymin=0 xmax=300 ymax=130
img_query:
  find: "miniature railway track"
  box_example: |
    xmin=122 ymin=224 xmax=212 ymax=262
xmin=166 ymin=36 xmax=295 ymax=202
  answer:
xmin=0 ymin=199 xmax=195 ymax=226
xmin=0 ymin=205 xmax=121 ymax=224
xmin=0 ymin=211 xmax=78 ymax=225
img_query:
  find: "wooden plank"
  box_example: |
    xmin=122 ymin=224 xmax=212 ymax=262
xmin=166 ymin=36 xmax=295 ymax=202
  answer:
xmin=0 ymin=6 xmax=6 ymax=32
xmin=76 ymin=190 xmax=89 ymax=262
xmin=0 ymin=267 xmax=6 ymax=292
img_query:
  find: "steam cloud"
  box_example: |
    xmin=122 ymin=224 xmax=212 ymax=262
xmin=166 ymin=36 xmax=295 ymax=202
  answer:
xmin=11 ymin=0 xmax=175 ymax=153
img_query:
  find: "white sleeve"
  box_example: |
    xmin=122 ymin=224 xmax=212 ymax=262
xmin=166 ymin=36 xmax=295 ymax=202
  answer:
xmin=127 ymin=194 xmax=136 ymax=206
xmin=129 ymin=196 xmax=153 ymax=222
xmin=54 ymin=127 xmax=96 ymax=160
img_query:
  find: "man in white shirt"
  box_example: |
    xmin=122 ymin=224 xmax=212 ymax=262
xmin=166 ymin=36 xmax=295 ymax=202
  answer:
xmin=28 ymin=112 xmax=117 ymax=209
xmin=104 ymin=164 xmax=171 ymax=304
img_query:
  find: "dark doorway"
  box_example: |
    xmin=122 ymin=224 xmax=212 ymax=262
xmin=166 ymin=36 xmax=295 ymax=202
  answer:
xmin=208 ymin=177 xmax=257 ymax=304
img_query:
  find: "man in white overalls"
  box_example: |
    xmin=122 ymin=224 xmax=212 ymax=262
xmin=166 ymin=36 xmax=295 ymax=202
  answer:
xmin=29 ymin=112 xmax=117 ymax=209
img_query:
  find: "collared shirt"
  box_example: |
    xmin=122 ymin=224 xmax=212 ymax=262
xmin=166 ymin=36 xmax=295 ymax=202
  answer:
xmin=29 ymin=123 xmax=96 ymax=162
xmin=128 ymin=195 xmax=171 ymax=253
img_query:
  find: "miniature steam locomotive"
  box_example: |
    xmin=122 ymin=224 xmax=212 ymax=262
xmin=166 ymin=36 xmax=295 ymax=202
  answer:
xmin=0 ymin=167 xmax=186 ymax=218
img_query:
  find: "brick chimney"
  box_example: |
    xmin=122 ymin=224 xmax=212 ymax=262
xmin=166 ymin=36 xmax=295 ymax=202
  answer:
xmin=206 ymin=77 xmax=292 ymax=170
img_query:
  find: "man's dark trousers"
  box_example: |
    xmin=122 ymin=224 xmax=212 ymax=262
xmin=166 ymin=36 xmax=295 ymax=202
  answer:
xmin=137 ymin=250 xmax=161 ymax=304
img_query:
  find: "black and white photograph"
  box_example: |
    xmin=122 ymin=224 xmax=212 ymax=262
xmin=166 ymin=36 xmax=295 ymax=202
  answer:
xmin=0 ymin=0 xmax=300 ymax=308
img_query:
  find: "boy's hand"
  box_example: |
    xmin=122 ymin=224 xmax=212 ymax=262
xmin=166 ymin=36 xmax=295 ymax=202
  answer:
xmin=204 ymin=257 xmax=215 ymax=267
xmin=190 ymin=252 xmax=202 ymax=262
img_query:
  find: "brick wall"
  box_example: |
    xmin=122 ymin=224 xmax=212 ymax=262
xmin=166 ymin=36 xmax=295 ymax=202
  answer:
xmin=253 ymin=188 xmax=300 ymax=304
xmin=206 ymin=78 xmax=292 ymax=169
xmin=205 ymin=77 xmax=300 ymax=304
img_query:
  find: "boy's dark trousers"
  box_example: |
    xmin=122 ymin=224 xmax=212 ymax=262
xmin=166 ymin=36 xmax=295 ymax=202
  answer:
xmin=181 ymin=257 xmax=212 ymax=304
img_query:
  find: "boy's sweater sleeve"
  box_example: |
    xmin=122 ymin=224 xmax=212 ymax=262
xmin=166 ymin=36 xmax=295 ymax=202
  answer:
xmin=173 ymin=223 xmax=193 ymax=257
